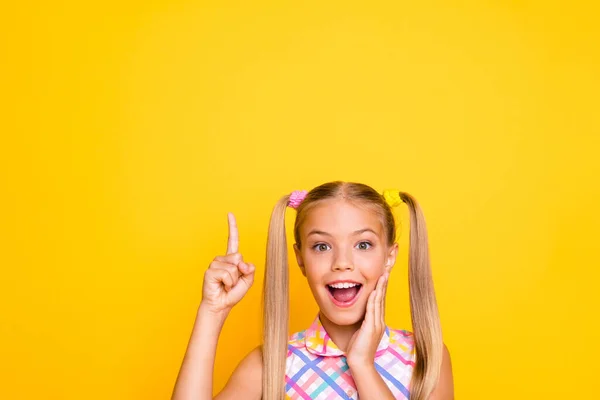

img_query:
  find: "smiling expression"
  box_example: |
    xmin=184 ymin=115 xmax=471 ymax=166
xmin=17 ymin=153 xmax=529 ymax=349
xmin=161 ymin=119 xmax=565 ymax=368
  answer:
xmin=293 ymin=198 xmax=398 ymax=326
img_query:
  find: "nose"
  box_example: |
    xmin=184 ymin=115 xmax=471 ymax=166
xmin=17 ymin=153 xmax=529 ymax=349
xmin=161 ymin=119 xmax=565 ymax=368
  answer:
xmin=332 ymin=247 xmax=354 ymax=271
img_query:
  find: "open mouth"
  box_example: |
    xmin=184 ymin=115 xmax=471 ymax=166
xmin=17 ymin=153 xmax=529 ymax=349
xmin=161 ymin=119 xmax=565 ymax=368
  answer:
xmin=326 ymin=282 xmax=363 ymax=307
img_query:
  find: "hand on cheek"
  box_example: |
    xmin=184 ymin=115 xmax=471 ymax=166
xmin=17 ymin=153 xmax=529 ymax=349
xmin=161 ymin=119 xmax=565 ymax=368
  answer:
xmin=346 ymin=272 xmax=389 ymax=369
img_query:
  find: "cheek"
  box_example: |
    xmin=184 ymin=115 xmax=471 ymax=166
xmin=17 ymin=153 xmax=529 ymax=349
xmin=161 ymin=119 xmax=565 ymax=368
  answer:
xmin=356 ymin=252 xmax=387 ymax=279
xmin=302 ymin=251 xmax=328 ymax=270
xmin=302 ymin=256 xmax=331 ymax=288
xmin=304 ymin=263 xmax=325 ymax=284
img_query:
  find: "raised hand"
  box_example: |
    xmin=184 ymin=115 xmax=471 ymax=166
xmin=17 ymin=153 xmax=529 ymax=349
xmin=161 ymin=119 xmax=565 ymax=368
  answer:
xmin=346 ymin=272 xmax=389 ymax=368
xmin=200 ymin=213 xmax=255 ymax=315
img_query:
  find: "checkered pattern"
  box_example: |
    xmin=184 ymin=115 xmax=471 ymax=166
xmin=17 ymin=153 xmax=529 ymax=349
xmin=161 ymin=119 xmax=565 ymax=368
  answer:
xmin=285 ymin=315 xmax=415 ymax=399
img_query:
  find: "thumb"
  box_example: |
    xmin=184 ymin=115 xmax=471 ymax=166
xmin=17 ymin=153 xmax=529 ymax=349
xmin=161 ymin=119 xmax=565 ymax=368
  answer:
xmin=239 ymin=262 xmax=255 ymax=286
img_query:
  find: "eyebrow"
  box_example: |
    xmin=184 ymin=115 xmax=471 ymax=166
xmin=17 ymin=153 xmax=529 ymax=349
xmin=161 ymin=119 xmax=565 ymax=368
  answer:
xmin=306 ymin=228 xmax=379 ymax=237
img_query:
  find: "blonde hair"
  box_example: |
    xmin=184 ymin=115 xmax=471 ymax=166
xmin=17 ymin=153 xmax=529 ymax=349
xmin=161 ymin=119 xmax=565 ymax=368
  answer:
xmin=262 ymin=181 xmax=443 ymax=400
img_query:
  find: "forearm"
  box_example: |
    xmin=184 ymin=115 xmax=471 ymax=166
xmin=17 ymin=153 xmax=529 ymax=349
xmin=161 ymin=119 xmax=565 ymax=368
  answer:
xmin=349 ymin=363 xmax=395 ymax=400
xmin=172 ymin=305 xmax=228 ymax=400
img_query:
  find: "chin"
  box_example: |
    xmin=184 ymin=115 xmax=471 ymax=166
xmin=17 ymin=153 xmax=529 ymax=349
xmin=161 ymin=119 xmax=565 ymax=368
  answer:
xmin=319 ymin=301 xmax=367 ymax=327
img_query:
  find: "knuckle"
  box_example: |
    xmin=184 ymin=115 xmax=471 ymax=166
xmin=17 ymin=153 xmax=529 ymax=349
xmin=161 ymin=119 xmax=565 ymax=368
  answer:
xmin=224 ymin=265 xmax=239 ymax=276
xmin=216 ymin=270 xmax=228 ymax=281
xmin=225 ymin=270 xmax=238 ymax=282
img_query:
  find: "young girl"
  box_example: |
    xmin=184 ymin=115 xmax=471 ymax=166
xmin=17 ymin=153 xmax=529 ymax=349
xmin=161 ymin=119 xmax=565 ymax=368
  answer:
xmin=172 ymin=181 xmax=454 ymax=400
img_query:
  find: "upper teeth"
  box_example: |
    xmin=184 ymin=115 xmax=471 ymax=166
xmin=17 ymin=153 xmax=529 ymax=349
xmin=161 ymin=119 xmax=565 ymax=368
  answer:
xmin=329 ymin=282 xmax=359 ymax=289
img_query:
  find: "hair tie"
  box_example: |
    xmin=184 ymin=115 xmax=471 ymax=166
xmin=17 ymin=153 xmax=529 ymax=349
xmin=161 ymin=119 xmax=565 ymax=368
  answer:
xmin=288 ymin=190 xmax=308 ymax=209
xmin=383 ymin=189 xmax=403 ymax=207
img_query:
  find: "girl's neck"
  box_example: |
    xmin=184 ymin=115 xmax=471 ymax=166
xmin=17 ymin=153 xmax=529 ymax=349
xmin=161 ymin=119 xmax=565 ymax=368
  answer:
xmin=318 ymin=311 xmax=362 ymax=353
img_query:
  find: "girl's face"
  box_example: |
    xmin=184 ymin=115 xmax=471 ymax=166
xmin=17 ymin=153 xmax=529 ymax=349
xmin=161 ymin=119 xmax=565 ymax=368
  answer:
xmin=293 ymin=199 xmax=398 ymax=326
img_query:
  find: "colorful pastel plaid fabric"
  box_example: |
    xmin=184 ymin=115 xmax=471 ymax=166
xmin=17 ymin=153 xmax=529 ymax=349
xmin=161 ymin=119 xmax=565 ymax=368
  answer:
xmin=285 ymin=315 xmax=416 ymax=399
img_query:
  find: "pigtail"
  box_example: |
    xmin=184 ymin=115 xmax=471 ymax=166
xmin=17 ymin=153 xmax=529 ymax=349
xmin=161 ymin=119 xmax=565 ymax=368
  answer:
xmin=262 ymin=195 xmax=291 ymax=400
xmin=400 ymin=192 xmax=443 ymax=400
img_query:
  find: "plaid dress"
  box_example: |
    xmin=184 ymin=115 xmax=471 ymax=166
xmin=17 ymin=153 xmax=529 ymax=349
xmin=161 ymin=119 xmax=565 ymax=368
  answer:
xmin=285 ymin=315 xmax=416 ymax=399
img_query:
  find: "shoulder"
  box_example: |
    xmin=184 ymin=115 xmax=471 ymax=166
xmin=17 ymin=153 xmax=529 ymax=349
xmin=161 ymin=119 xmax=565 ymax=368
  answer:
xmin=214 ymin=346 xmax=263 ymax=400
xmin=385 ymin=327 xmax=454 ymax=398
xmin=429 ymin=343 xmax=454 ymax=399
xmin=388 ymin=327 xmax=415 ymax=344
xmin=288 ymin=329 xmax=307 ymax=347
xmin=285 ymin=329 xmax=307 ymax=365
xmin=387 ymin=327 xmax=416 ymax=360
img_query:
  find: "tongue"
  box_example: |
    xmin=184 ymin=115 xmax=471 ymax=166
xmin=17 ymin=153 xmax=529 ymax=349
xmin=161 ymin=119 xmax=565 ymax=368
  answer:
xmin=331 ymin=286 xmax=359 ymax=303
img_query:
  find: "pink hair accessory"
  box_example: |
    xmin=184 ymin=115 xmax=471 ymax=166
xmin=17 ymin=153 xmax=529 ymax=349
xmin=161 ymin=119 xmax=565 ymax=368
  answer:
xmin=288 ymin=190 xmax=308 ymax=209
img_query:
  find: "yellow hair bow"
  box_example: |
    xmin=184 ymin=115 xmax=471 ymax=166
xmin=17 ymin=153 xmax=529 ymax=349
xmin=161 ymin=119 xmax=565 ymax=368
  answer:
xmin=383 ymin=189 xmax=403 ymax=207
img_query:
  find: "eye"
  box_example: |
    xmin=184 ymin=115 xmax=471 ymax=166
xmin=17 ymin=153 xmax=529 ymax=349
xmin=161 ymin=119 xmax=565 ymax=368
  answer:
xmin=356 ymin=241 xmax=372 ymax=250
xmin=312 ymin=243 xmax=331 ymax=252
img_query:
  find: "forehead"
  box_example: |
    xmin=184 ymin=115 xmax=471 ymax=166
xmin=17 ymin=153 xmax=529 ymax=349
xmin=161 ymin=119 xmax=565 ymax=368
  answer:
xmin=300 ymin=199 xmax=383 ymax=236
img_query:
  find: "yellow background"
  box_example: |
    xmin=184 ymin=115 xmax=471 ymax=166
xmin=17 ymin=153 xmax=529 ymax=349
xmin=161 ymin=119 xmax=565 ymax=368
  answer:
xmin=1 ymin=1 xmax=599 ymax=399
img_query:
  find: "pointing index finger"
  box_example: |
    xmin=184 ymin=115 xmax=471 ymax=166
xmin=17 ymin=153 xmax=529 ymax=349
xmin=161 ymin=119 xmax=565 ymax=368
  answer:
xmin=227 ymin=212 xmax=239 ymax=255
